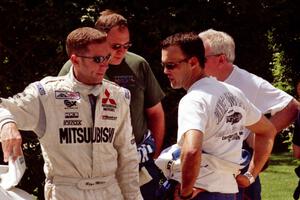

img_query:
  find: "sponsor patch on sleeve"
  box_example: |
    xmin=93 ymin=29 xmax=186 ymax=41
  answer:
xmin=35 ymin=82 xmax=46 ymax=95
xmin=124 ymin=88 xmax=131 ymax=100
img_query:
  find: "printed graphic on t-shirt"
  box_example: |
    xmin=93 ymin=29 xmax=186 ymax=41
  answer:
xmin=213 ymin=92 xmax=247 ymax=142
xmin=112 ymin=75 xmax=136 ymax=88
xmin=214 ymin=92 xmax=245 ymax=125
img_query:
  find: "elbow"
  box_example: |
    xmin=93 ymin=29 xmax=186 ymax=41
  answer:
xmin=270 ymin=124 xmax=277 ymax=138
xmin=289 ymin=99 xmax=300 ymax=119
xmin=183 ymin=148 xmax=200 ymax=160
xmin=293 ymin=144 xmax=300 ymax=159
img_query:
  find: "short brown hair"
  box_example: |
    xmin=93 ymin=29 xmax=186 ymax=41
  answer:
xmin=95 ymin=9 xmax=128 ymax=32
xmin=161 ymin=32 xmax=206 ymax=68
xmin=66 ymin=27 xmax=107 ymax=57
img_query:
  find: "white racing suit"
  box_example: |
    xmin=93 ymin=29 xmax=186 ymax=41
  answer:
xmin=0 ymin=69 xmax=142 ymax=200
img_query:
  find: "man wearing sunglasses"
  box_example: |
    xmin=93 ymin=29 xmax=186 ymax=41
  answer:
xmin=58 ymin=10 xmax=166 ymax=200
xmin=199 ymin=29 xmax=300 ymax=200
xmin=159 ymin=32 xmax=276 ymax=200
xmin=0 ymin=27 xmax=142 ymax=200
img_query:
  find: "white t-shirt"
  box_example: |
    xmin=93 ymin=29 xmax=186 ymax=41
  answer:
xmin=177 ymin=77 xmax=261 ymax=193
xmin=177 ymin=77 xmax=261 ymax=163
xmin=225 ymin=65 xmax=293 ymax=115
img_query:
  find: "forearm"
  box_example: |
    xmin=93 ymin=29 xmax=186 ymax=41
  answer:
xmin=146 ymin=103 xmax=165 ymax=157
xmin=270 ymin=99 xmax=299 ymax=133
xmin=148 ymin=116 xmax=165 ymax=158
xmin=180 ymin=130 xmax=202 ymax=196
xmin=293 ymin=144 xmax=300 ymax=159
xmin=181 ymin=148 xmax=201 ymax=196
xmin=251 ymin=134 xmax=274 ymax=177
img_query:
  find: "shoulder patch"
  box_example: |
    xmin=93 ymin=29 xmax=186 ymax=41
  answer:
xmin=35 ymin=82 xmax=46 ymax=95
xmin=123 ymin=88 xmax=131 ymax=100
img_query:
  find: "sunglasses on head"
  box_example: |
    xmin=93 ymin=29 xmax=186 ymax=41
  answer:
xmin=111 ymin=42 xmax=132 ymax=50
xmin=76 ymin=54 xmax=111 ymax=64
xmin=161 ymin=58 xmax=190 ymax=70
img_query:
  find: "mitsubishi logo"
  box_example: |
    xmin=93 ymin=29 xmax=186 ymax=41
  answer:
xmin=102 ymin=89 xmax=116 ymax=105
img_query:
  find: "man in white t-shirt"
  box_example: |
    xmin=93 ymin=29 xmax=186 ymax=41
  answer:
xmin=160 ymin=32 xmax=276 ymax=200
xmin=199 ymin=29 xmax=300 ymax=200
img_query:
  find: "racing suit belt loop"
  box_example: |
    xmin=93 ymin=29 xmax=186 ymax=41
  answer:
xmin=52 ymin=175 xmax=116 ymax=190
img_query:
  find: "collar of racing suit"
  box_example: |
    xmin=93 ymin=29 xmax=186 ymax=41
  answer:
xmin=68 ymin=66 xmax=103 ymax=96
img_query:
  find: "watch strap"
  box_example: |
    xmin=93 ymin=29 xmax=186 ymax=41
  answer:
xmin=244 ymin=171 xmax=255 ymax=184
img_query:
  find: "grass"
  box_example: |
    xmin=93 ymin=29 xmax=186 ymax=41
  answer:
xmin=260 ymin=152 xmax=300 ymax=200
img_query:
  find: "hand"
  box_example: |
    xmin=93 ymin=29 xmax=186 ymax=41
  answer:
xmin=236 ymin=174 xmax=251 ymax=188
xmin=0 ymin=122 xmax=22 ymax=162
xmin=173 ymin=183 xmax=203 ymax=200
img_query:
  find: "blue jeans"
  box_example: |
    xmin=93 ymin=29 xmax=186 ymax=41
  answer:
xmin=193 ymin=191 xmax=236 ymax=200
xmin=140 ymin=159 xmax=166 ymax=200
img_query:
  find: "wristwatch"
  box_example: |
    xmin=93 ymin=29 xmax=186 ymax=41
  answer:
xmin=244 ymin=171 xmax=255 ymax=184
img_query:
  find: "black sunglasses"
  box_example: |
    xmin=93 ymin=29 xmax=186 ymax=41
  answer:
xmin=76 ymin=54 xmax=111 ymax=64
xmin=111 ymin=42 xmax=132 ymax=50
xmin=161 ymin=58 xmax=190 ymax=70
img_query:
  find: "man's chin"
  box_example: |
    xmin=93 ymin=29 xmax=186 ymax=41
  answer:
xmin=170 ymin=83 xmax=180 ymax=89
xmin=109 ymin=58 xmax=123 ymax=65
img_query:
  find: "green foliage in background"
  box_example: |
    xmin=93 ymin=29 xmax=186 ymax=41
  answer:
xmin=267 ymin=29 xmax=294 ymax=94
xmin=261 ymin=152 xmax=300 ymax=200
xmin=267 ymin=28 xmax=296 ymax=153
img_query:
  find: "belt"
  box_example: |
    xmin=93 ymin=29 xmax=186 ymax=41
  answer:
xmin=51 ymin=175 xmax=116 ymax=190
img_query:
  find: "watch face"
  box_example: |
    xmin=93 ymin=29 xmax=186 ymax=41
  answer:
xmin=244 ymin=172 xmax=255 ymax=184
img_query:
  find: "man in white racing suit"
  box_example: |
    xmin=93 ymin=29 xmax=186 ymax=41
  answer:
xmin=0 ymin=27 xmax=142 ymax=200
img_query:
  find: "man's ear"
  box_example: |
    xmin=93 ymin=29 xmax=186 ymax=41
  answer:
xmin=189 ymin=56 xmax=200 ymax=68
xmin=70 ymin=54 xmax=79 ymax=65
xmin=218 ymin=54 xmax=227 ymax=64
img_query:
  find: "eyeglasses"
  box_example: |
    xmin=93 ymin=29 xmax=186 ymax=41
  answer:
xmin=205 ymin=53 xmax=223 ymax=58
xmin=76 ymin=54 xmax=111 ymax=64
xmin=161 ymin=58 xmax=190 ymax=70
xmin=111 ymin=42 xmax=132 ymax=50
